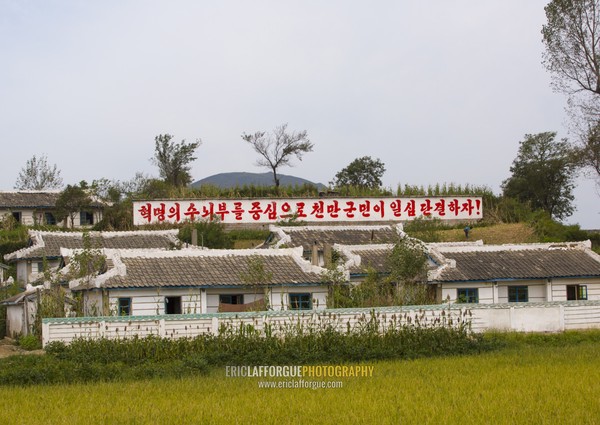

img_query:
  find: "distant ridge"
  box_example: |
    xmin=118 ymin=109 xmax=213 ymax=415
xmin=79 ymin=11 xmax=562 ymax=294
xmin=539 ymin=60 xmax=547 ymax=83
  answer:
xmin=191 ymin=172 xmax=326 ymax=190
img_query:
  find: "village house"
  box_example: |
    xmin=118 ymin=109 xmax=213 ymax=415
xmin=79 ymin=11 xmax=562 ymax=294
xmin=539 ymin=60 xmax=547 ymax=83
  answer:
xmin=428 ymin=241 xmax=600 ymax=304
xmin=0 ymin=190 xmax=104 ymax=227
xmin=65 ymin=247 xmax=330 ymax=316
xmin=268 ymin=224 xmax=403 ymax=266
xmin=3 ymin=229 xmax=183 ymax=285
xmin=334 ymin=240 xmax=600 ymax=304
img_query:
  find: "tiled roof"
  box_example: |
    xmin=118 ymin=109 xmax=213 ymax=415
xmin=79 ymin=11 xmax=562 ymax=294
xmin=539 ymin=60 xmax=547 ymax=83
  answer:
xmin=271 ymin=225 xmax=402 ymax=251
xmin=4 ymin=230 xmax=182 ymax=261
xmin=335 ymin=244 xmax=394 ymax=275
xmin=430 ymin=243 xmax=600 ymax=282
xmin=0 ymin=191 xmax=104 ymax=209
xmin=72 ymin=248 xmax=326 ymax=289
xmin=335 ymin=241 xmax=600 ymax=282
xmin=0 ymin=191 xmax=61 ymax=208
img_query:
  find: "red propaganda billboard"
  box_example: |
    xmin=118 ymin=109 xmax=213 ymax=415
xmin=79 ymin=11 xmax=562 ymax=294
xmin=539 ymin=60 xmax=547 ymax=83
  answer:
xmin=133 ymin=197 xmax=482 ymax=225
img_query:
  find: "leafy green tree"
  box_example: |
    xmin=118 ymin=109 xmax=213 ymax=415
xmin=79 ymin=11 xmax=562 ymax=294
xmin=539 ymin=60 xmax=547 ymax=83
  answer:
xmin=55 ymin=184 xmax=92 ymax=229
xmin=241 ymin=123 xmax=313 ymax=188
xmin=330 ymin=156 xmax=386 ymax=189
xmin=386 ymin=236 xmax=431 ymax=306
xmin=152 ymin=134 xmax=201 ymax=187
xmin=178 ymin=220 xmax=233 ymax=249
xmin=502 ymin=132 xmax=577 ymax=220
xmin=239 ymin=255 xmax=273 ymax=310
xmin=14 ymin=154 xmax=63 ymax=190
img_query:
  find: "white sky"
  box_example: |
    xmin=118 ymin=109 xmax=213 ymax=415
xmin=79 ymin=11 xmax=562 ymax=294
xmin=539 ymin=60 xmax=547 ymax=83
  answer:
xmin=1 ymin=0 xmax=598 ymax=228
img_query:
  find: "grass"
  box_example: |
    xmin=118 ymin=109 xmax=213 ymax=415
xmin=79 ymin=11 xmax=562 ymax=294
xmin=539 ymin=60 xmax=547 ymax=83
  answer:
xmin=0 ymin=336 xmax=599 ymax=424
xmin=438 ymin=222 xmax=538 ymax=244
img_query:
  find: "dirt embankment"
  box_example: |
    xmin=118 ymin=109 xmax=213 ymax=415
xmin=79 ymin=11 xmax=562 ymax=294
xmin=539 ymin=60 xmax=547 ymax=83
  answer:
xmin=0 ymin=338 xmax=44 ymax=358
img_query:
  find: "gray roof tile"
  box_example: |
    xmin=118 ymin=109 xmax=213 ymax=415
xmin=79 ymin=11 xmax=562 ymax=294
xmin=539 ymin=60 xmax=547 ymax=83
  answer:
xmin=96 ymin=249 xmax=325 ymax=289
xmin=432 ymin=249 xmax=600 ymax=282
xmin=5 ymin=230 xmax=181 ymax=261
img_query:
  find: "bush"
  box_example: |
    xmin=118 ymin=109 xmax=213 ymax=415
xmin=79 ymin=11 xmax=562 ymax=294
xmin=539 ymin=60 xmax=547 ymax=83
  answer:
xmin=528 ymin=211 xmax=589 ymax=242
xmin=17 ymin=334 xmax=42 ymax=351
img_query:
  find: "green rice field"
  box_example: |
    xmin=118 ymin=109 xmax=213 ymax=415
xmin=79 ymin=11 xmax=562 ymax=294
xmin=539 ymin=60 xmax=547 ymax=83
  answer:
xmin=1 ymin=337 xmax=599 ymax=425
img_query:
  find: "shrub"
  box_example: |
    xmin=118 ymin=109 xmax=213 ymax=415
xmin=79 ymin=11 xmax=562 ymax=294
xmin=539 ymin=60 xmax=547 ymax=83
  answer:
xmin=17 ymin=334 xmax=42 ymax=351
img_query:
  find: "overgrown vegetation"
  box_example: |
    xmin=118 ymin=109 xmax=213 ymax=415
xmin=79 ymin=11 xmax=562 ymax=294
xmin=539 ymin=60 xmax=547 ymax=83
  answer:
xmin=0 ymin=309 xmax=483 ymax=386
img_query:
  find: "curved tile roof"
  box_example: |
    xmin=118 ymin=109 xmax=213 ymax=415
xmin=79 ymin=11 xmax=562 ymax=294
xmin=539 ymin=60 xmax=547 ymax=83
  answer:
xmin=72 ymin=248 xmax=326 ymax=289
xmin=4 ymin=230 xmax=181 ymax=261
xmin=272 ymin=225 xmax=402 ymax=251
xmin=431 ymin=249 xmax=600 ymax=282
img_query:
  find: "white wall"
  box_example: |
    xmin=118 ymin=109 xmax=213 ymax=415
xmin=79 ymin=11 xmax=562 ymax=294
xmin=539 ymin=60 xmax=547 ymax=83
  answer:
xmin=14 ymin=259 xmax=61 ymax=284
xmin=105 ymin=286 xmax=329 ymax=316
xmin=42 ymin=301 xmax=600 ymax=346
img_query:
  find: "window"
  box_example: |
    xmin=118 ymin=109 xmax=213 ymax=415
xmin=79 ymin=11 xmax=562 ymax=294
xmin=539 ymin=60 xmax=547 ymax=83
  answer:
xmin=12 ymin=212 xmax=21 ymax=223
xmin=36 ymin=262 xmax=44 ymax=273
xmin=117 ymin=298 xmax=131 ymax=316
xmin=289 ymin=293 xmax=312 ymax=310
xmin=508 ymin=286 xmax=528 ymax=303
xmin=165 ymin=296 xmax=182 ymax=314
xmin=566 ymin=285 xmax=587 ymax=301
xmin=80 ymin=211 xmax=94 ymax=225
xmin=457 ymin=288 xmax=479 ymax=303
xmin=44 ymin=212 xmax=56 ymax=225
xmin=219 ymin=294 xmax=244 ymax=305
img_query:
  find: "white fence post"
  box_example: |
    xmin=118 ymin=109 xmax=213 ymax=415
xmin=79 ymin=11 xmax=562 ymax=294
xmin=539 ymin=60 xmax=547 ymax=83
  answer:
xmin=211 ymin=317 xmax=219 ymax=336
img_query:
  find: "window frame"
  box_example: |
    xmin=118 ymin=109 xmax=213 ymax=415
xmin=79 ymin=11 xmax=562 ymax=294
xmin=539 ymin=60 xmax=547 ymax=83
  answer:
xmin=219 ymin=294 xmax=244 ymax=305
xmin=80 ymin=211 xmax=94 ymax=226
xmin=566 ymin=284 xmax=588 ymax=301
xmin=289 ymin=293 xmax=312 ymax=310
xmin=44 ymin=212 xmax=56 ymax=225
xmin=508 ymin=286 xmax=529 ymax=303
xmin=12 ymin=212 xmax=22 ymax=223
xmin=457 ymin=288 xmax=479 ymax=303
xmin=164 ymin=296 xmax=183 ymax=314
xmin=117 ymin=297 xmax=131 ymax=316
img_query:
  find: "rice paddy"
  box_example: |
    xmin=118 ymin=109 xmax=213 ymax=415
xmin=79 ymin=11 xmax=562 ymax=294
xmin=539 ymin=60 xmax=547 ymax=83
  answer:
xmin=1 ymin=336 xmax=599 ymax=425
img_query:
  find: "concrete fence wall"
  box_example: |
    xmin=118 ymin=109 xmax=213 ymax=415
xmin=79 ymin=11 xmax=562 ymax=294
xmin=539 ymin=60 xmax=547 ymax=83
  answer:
xmin=41 ymin=300 xmax=600 ymax=347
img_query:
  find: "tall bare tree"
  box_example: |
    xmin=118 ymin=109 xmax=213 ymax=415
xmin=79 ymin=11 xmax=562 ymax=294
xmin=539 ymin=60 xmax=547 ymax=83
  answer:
xmin=14 ymin=154 xmax=63 ymax=190
xmin=542 ymin=0 xmax=600 ymax=99
xmin=542 ymin=0 xmax=600 ymax=183
xmin=241 ymin=124 xmax=313 ymax=187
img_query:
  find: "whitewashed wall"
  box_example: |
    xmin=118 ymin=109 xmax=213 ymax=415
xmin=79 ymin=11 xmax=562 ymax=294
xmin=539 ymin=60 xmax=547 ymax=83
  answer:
xmin=439 ymin=279 xmax=600 ymax=304
xmin=103 ymin=286 xmax=328 ymax=316
xmin=42 ymin=300 xmax=600 ymax=346
xmin=6 ymin=299 xmax=36 ymax=338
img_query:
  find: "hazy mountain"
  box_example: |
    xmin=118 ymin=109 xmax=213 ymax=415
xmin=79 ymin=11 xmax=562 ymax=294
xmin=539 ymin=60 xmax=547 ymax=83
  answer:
xmin=191 ymin=172 xmax=326 ymax=190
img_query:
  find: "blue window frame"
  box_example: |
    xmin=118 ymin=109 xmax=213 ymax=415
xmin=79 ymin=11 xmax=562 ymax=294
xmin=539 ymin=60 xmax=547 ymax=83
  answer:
xmin=118 ymin=298 xmax=131 ymax=316
xmin=289 ymin=293 xmax=312 ymax=310
xmin=508 ymin=286 xmax=528 ymax=303
xmin=457 ymin=288 xmax=479 ymax=303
